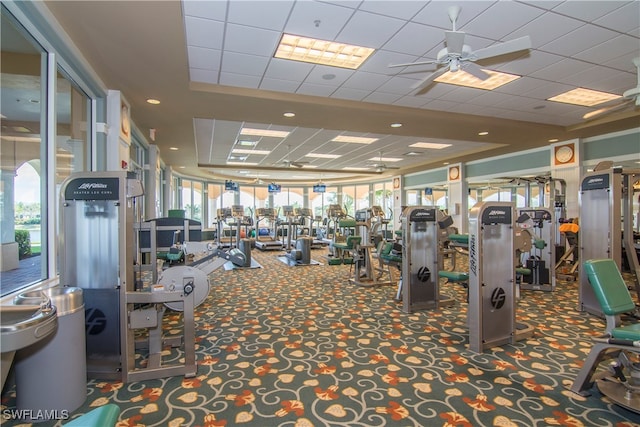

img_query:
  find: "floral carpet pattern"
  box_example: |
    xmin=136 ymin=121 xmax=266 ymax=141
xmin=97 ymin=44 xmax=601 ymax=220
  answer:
xmin=2 ymin=248 xmax=640 ymax=426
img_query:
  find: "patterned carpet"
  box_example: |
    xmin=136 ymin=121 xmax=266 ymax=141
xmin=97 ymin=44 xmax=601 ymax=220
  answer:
xmin=2 ymin=247 xmax=640 ymax=426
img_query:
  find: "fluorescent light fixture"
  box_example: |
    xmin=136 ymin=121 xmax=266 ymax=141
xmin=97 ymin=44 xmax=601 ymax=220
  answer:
xmin=343 ymin=167 xmax=370 ymax=171
xmin=390 ymin=123 xmax=403 ymax=128
xmin=368 ymin=156 xmax=402 ymax=162
xmin=227 ymin=161 xmax=258 ymax=166
xmin=301 ymin=165 xmax=318 ymax=169
xmin=548 ymin=138 xmax=559 ymax=143
xmin=240 ymin=128 xmax=290 ymax=138
xmin=232 ymin=148 xmax=271 ymax=155
xmin=409 ymin=142 xmax=451 ymax=149
xmin=331 ymin=135 xmax=378 ymax=144
xmin=548 ymin=88 xmax=621 ymax=107
xmin=236 ymin=140 xmax=256 ymax=146
xmin=283 ymin=112 xmax=296 ymax=118
xmin=274 ymin=33 xmax=374 ymax=70
xmin=305 ymin=153 xmax=341 ymax=159
xmin=434 ymin=69 xmax=521 ymax=90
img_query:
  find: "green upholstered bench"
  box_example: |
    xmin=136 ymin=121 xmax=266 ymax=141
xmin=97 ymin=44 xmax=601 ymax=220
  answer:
xmin=64 ymin=404 xmax=120 ymax=427
xmin=569 ymin=259 xmax=640 ymax=401
xmin=516 ymin=267 xmax=532 ymax=276
xmin=448 ymin=233 xmax=469 ymax=245
xmin=439 ymin=270 xmax=469 ymax=282
xmin=584 ymin=258 xmax=640 ymax=339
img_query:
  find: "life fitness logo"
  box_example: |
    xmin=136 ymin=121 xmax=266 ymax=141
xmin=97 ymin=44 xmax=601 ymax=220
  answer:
xmin=85 ymin=307 xmax=107 ymax=335
xmin=78 ymin=182 xmax=108 ymax=190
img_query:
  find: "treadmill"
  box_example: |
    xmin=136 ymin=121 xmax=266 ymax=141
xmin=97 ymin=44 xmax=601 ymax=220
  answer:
xmin=254 ymin=207 xmax=284 ymax=251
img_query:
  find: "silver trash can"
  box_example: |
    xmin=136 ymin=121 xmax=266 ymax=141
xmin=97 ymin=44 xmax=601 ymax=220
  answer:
xmin=14 ymin=287 xmax=86 ymax=422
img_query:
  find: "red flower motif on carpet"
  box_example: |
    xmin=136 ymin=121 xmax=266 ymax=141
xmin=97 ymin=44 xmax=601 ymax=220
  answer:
xmin=462 ymin=394 xmax=495 ymax=411
xmin=203 ymin=413 xmax=227 ymax=427
xmin=233 ymin=390 xmax=255 ymax=406
xmin=370 ymin=354 xmax=390 ymax=364
xmin=276 ymin=400 xmax=304 ymax=417
xmin=314 ymin=363 xmax=337 ymax=375
xmin=375 ymin=401 xmax=409 ymax=420
xmin=314 ymin=385 xmax=339 ymax=400
xmin=439 ymin=411 xmax=472 ymax=427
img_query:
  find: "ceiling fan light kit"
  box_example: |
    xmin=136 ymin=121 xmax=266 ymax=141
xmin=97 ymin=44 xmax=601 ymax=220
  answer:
xmin=389 ymin=6 xmax=531 ymax=94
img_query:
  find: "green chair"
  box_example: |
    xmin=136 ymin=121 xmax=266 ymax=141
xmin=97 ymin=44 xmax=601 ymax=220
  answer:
xmin=569 ymin=259 xmax=640 ymax=414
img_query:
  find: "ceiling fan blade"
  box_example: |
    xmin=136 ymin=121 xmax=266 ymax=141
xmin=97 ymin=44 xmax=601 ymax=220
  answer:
xmin=583 ymin=100 xmax=631 ymax=120
xmin=411 ymin=67 xmax=450 ymax=94
xmin=462 ymin=62 xmax=490 ymax=80
xmin=389 ymin=59 xmax=437 ymax=68
xmin=471 ymin=36 xmax=531 ymax=61
xmin=445 ymin=31 xmax=466 ymax=55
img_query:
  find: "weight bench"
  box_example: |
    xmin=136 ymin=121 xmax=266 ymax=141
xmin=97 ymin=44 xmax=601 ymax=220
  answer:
xmin=439 ymin=270 xmax=469 ymax=301
xmin=569 ymin=259 xmax=640 ymax=413
xmin=375 ymin=242 xmax=403 ymax=300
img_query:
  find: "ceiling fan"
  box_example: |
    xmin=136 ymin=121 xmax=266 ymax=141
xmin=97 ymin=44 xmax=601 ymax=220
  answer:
xmin=279 ymin=145 xmax=308 ymax=168
xmin=368 ymin=151 xmax=400 ymax=173
xmin=389 ymin=6 xmax=531 ymax=94
xmin=583 ymin=57 xmax=640 ymax=121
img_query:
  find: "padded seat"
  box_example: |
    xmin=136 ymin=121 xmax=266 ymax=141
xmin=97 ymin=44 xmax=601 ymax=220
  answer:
xmin=439 ymin=271 xmax=469 ymax=282
xmin=333 ymin=235 xmax=361 ymax=251
xmin=64 ymin=404 xmax=120 ymax=427
xmin=516 ymin=267 xmax=532 ymax=276
xmin=584 ymin=258 xmax=640 ymax=339
xmin=448 ymin=233 xmax=469 ymax=244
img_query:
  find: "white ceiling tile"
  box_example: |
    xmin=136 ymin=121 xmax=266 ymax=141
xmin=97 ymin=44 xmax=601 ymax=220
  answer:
xmin=284 ymin=1 xmax=354 ymax=40
xmin=376 ymin=75 xmax=419 ymax=94
xmin=507 ymin=11 xmax=584 ymax=46
xmin=551 ymin=1 xmax=631 ymax=22
xmin=382 ymin=22 xmax=445 ymax=56
xmin=219 ymin=72 xmax=261 ymax=88
xmin=337 ymin=10 xmax=405 ymax=48
xmin=189 ymin=68 xmax=218 ymax=84
xmin=392 ymin=95 xmax=430 ymax=108
xmin=304 ymin=65 xmax=354 ymax=86
xmin=184 ymin=16 xmax=225 ymax=50
xmin=362 ymin=91 xmax=402 ymax=104
xmin=227 ymin=1 xmax=294 ymax=31
xmin=331 ymin=87 xmax=370 ymax=101
xmin=182 ymin=0 xmax=227 ymax=20
xmin=264 ymin=58 xmax=313 ymax=81
xmin=539 ymin=24 xmax=619 ymax=57
xmin=359 ymin=49 xmax=421 ymax=73
xmin=412 ymin=1 xmax=496 ymax=29
xmin=574 ymin=35 xmax=640 ymax=65
xmin=187 ymin=46 xmax=221 ymax=71
xmin=260 ymin=77 xmax=302 ymax=92
xmin=357 ymin=0 xmax=427 ymax=20
xmin=594 ymin=1 xmax=640 ymax=33
xmin=221 ymin=52 xmax=270 ymax=76
xmin=463 ymin=2 xmax=545 ymax=40
xmin=296 ymin=82 xmax=336 ymax=97
xmin=342 ymin=71 xmax=390 ymax=90
xmin=224 ymin=23 xmax=281 ymax=56
xmin=531 ymin=57 xmax=596 ymax=82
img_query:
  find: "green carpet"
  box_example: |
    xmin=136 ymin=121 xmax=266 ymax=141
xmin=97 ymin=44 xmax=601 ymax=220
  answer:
xmin=2 ymin=248 xmax=639 ymax=426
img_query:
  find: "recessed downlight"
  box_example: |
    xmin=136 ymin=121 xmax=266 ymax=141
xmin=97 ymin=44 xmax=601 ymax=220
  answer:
xmin=283 ymin=112 xmax=296 ymax=118
xmin=478 ymin=131 xmax=489 ymax=136
xmin=390 ymin=123 xmax=402 ymax=128
xmin=146 ymin=98 xmax=161 ymax=105
xmin=169 ymin=147 xmax=179 ymax=151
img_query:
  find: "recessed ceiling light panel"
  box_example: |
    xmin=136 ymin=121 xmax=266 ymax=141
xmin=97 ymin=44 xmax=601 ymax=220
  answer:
xmin=548 ymin=88 xmax=621 ymax=107
xmin=232 ymin=148 xmax=271 ymax=155
xmin=434 ymin=69 xmax=521 ymax=90
xmin=274 ymin=34 xmax=374 ymax=70
xmin=409 ymin=142 xmax=451 ymax=149
xmin=240 ymin=128 xmax=290 ymax=138
xmin=331 ymin=135 xmax=378 ymax=144
xmin=305 ymin=153 xmax=341 ymax=159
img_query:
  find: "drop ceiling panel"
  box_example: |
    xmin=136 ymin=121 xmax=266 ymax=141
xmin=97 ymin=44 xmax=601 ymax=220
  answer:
xmin=551 ymin=1 xmax=630 ymax=22
xmin=187 ymin=46 xmax=221 ymax=71
xmin=224 ymin=23 xmax=281 ymax=56
xmin=184 ymin=16 xmax=225 ymax=50
xmin=182 ymin=1 xmax=227 ymax=21
xmin=463 ymin=2 xmax=544 ymax=41
xmin=219 ymin=72 xmax=261 ymax=88
xmin=264 ymin=58 xmax=313 ymax=81
xmin=221 ymin=51 xmax=270 ymax=76
xmin=336 ymin=10 xmax=405 ymax=48
xmin=381 ymin=22 xmax=445 ymax=57
xmin=227 ymin=1 xmax=293 ymax=31
xmin=412 ymin=1 xmax=494 ymax=29
xmin=304 ymin=65 xmax=354 ymax=86
xmin=574 ymin=34 xmax=640 ymax=65
xmin=507 ymin=12 xmax=584 ymax=46
xmin=284 ymin=1 xmax=353 ymax=40
xmin=540 ymin=25 xmax=619 ymax=57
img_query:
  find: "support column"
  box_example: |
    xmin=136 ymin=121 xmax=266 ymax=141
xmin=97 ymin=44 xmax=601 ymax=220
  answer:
xmin=1 ymin=169 xmax=19 ymax=271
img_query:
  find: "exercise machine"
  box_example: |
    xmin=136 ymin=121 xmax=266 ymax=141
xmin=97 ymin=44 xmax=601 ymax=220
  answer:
xmin=578 ymin=165 xmax=640 ymax=316
xmin=322 ymin=204 xmax=347 ymax=251
xmin=516 ymin=208 xmax=556 ymax=291
xmin=278 ymin=205 xmax=299 ymax=250
xmin=294 ymin=207 xmax=325 ymax=248
xmin=400 ymin=206 xmax=456 ymax=313
xmin=468 ymin=201 xmax=534 ymax=353
xmin=254 ymin=208 xmax=283 ymax=251
xmin=348 ymin=208 xmax=393 ymax=287
xmin=555 ymin=218 xmax=579 ymax=281
xmin=215 ymin=207 xmax=233 ymax=248
xmin=569 ymin=259 xmax=639 ymax=414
